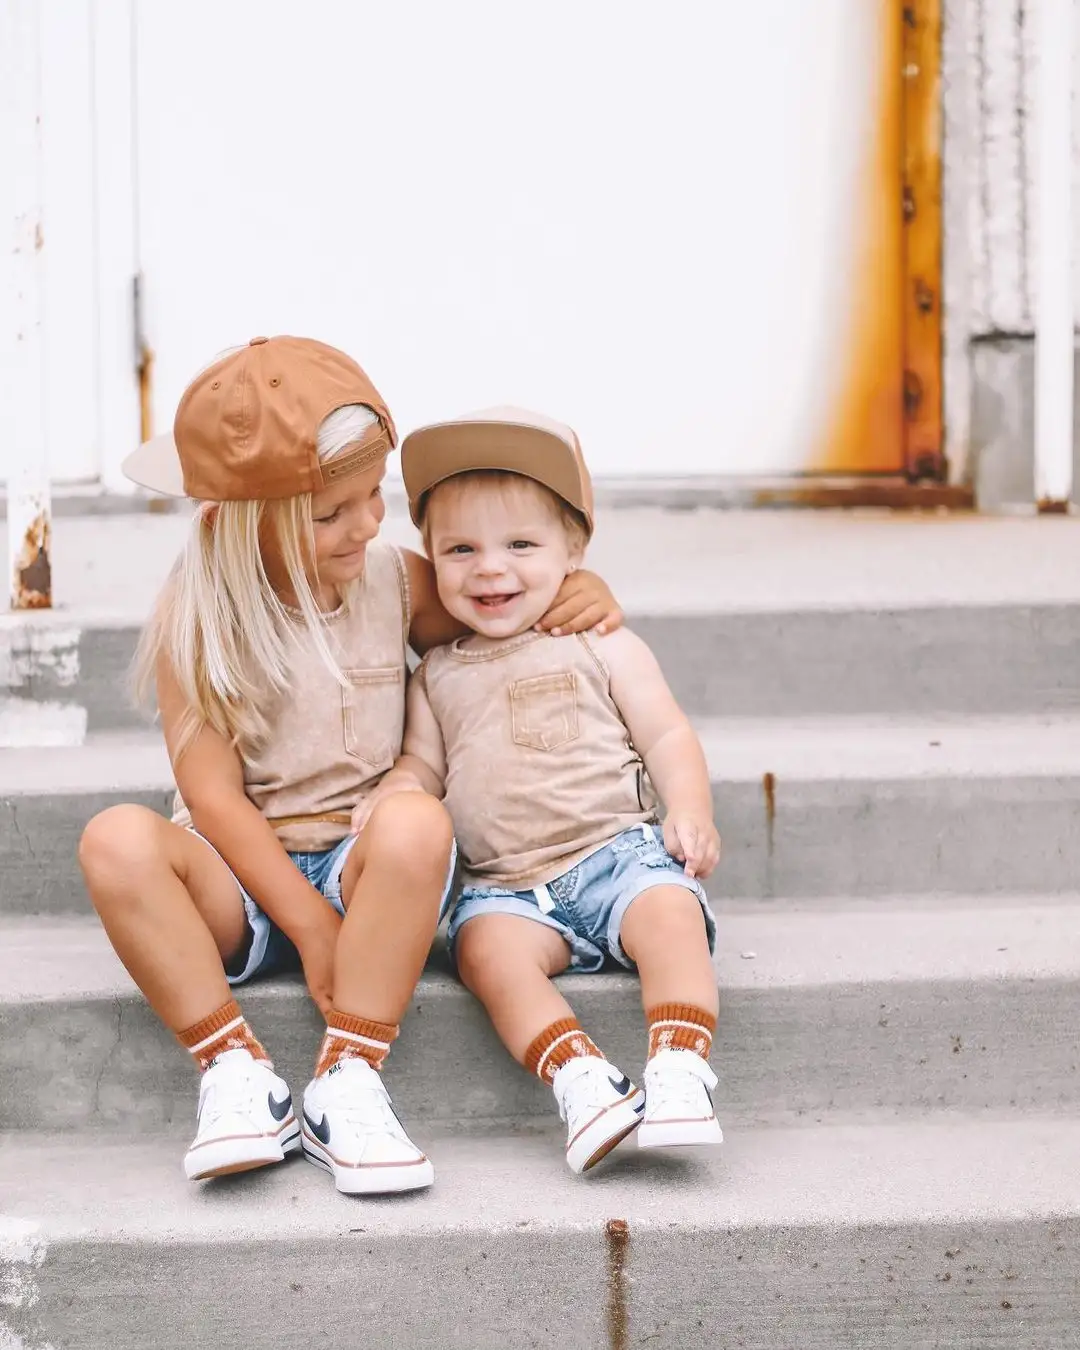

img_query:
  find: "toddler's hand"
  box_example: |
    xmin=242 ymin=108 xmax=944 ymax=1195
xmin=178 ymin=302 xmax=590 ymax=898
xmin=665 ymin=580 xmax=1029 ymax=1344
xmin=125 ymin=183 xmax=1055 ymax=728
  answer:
xmin=663 ymin=813 xmax=721 ymax=880
xmin=350 ymin=773 xmax=427 ymax=835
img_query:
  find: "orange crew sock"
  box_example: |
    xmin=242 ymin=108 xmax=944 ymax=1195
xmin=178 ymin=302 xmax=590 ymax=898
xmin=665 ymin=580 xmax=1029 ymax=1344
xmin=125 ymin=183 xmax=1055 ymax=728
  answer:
xmin=646 ymin=1003 xmax=716 ymax=1061
xmin=524 ymin=1017 xmax=603 ymax=1086
xmin=178 ymin=999 xmax=270 ymax=1072
xmin=315 ymin=1009 xmax=399 ymax=1077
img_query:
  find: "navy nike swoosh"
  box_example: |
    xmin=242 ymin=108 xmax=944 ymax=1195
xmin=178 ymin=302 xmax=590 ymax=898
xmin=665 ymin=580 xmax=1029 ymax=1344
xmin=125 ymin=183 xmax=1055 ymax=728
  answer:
xmin=608 ymin=1074 xmax=633 ymax=1097
xmin=267 ymin=1091 xmax=292 ymax=1122
xmin=303 ymin=1108 xmax=331 ymax=1146
xmin=632 ymin=1100 xmax=646 ymax=1115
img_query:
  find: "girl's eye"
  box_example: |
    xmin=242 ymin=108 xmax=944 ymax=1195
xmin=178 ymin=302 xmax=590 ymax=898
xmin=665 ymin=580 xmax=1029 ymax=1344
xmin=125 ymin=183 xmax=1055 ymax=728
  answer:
xmin=371 ymin=485 xmax=383 ymax=500
xmin=314 ymin=508 xmax=341 ymax=525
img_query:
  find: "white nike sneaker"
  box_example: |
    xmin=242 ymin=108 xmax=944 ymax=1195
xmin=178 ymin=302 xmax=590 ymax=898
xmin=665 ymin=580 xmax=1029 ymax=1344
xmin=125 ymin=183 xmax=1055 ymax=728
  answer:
xmin=638 ymin=1048 xmax=724 ymax=1149
xmin=301 ymin=1058 xmax=434 ymax=1195
xmin=183 ymin=1048 xmax=301 ymax=1181
xmin=552 ymin=1057 xmax=645 ymax=1174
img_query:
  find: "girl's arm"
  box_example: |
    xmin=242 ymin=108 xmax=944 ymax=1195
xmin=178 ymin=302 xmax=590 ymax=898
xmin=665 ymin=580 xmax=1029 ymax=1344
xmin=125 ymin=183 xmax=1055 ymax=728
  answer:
xmin=157 ymin=655 xmax=341 ymax=1013
xmin=402 ymin=548 xmax=624 ymax=655
xmin=598 ymin=629 xmax=721 ymax=880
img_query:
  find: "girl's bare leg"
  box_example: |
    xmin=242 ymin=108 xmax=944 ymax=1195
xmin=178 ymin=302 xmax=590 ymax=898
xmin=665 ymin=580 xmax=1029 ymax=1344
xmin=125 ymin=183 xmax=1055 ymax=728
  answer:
xmin=618 ymin=885 xmax=718 ymax=1019
xmin=79 ymin=803 xmax=248 ymax=1030
xmin=333 ymin=791 xmax=454 ymax=1022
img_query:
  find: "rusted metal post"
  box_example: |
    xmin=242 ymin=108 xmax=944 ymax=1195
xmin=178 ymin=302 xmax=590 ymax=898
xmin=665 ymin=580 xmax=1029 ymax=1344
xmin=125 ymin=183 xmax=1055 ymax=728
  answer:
xmin=1034 ymin=0 xmax=1074 ymax=512
xmin=7 ymin=0 xmax=52 ymax=608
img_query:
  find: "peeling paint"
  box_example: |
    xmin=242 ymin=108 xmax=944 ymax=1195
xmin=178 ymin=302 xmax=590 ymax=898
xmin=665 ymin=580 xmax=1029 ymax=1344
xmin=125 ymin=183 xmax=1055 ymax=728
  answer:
xmin=0 ymin=1217 xmax=54 ymax=1350
xmin=10 ymin=510 xmax=51 ymax=611
xmin=0 ymin=626 xmax=81 ymax=691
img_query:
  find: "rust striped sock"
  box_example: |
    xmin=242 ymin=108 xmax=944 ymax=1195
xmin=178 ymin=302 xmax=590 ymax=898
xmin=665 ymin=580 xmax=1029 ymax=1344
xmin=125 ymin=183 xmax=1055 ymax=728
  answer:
xmin=524 ymin=1017 xmax=602 ymax=1085
xmin=646 ymin=1003 xmax=716 ymax=1061
xmin=315 ymin=1009 xmax=398 ymax=1077
xmin=178 ymin=999 xmax=270 ymax=1072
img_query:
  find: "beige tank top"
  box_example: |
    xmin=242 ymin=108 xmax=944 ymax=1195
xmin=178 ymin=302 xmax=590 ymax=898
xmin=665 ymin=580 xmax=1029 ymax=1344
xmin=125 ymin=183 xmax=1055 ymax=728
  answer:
xmin=173 ymin=541 xmax=410 ymax=852
xmin=419 ymin=630 xmax=657 ymax=889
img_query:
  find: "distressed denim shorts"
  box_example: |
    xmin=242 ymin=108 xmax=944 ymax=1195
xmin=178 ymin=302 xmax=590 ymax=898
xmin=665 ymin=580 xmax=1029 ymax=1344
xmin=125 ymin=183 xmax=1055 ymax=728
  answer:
xmin=192 ymin=831 xmax=457 ymax=985
xmin=447 ymin=823 xmax=716 ymax=974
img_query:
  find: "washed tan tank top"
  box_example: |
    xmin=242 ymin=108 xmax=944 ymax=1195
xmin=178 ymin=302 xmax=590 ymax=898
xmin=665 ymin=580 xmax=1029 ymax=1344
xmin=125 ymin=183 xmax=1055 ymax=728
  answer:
xmin=419 ymin=630 xmax=657 ymax=888
xmin=173 ymin=541 xmax=410 ymax=852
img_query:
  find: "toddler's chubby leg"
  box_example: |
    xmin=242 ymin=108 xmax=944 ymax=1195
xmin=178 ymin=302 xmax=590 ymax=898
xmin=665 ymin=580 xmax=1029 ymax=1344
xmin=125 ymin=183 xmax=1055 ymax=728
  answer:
xmin=301 ymin=791 xmax=454 ymax=1197
xmin=78 ymin=804 xmax=298 ymax=1180
xmin=456 ymin=913 xmax=645 ymax=1173
xmin=619 ymin=884 xmax=723 ymax=1150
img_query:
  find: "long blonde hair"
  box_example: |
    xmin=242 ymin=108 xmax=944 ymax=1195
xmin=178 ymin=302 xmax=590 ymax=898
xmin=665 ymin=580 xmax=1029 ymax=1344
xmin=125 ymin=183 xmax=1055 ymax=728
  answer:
xmin=135 ymin=404 xmax=380 ymax=759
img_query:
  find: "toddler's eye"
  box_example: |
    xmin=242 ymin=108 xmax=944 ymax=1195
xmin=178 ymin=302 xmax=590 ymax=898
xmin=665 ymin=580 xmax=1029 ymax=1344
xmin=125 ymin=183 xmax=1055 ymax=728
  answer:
xmin=447 ymin=544 xmax=473 ymax=555
xmin=509 ymin=540 xmax=536 ymax=551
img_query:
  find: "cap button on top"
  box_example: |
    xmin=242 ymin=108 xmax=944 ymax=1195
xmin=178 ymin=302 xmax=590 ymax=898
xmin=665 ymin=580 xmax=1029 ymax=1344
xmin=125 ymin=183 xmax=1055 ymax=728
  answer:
xmin=249 ymin=336 xmax=269 ymax=346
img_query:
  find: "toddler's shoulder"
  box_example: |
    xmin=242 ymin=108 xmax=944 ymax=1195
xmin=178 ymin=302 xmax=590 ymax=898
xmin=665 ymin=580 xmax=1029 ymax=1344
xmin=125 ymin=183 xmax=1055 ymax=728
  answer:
xmin=577 ymin=625 xmax=656 ymax=674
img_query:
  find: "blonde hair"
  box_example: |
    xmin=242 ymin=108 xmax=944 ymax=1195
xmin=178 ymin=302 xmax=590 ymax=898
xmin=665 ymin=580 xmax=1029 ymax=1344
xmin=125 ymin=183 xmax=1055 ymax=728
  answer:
xmin=418 ymin=470 xmax=589 ymax=555
xmin=134 ymin=404 xmax=381 ymax=759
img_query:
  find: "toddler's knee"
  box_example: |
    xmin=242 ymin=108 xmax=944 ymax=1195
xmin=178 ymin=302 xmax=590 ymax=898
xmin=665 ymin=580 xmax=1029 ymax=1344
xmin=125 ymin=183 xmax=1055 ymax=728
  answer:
xmin=365 ymin=792 xmax=453 ymax=873
xmin=453 ymin=920 xmax=502 ymax=992
xmin=78 ymin=804 xmax=165 ymax=893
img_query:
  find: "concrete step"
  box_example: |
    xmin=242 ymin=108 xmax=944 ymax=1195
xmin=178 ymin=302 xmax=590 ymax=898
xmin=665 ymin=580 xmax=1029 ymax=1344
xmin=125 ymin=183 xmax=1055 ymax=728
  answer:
xmin=3 ymin=901 xmax=1078 ymax=1135
xmin=5 ymin=718 xmax=1080 ymax=914
xmin=6 ymin=511 xmax=1080 ymax=738
xmin=2 ymin=1119 xmax=1077 ymax=1349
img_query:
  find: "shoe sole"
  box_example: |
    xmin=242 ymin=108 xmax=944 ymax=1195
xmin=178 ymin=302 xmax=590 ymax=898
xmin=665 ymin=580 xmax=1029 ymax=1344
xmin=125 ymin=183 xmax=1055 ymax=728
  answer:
xmin=568 ymin=1090 xmax=646 ymax=1175
xmin=637 ymin=1116 xmax=724 ymax=1150
xmin=184 ymin=1118 xmax=301 ymax=1181
xmin=301 ymin=1131 xmax=435 ymax=1195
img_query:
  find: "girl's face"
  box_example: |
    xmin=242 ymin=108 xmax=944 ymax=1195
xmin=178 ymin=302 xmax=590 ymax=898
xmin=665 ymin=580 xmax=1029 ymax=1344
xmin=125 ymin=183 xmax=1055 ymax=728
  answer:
xmin=426 ymin=476 xmax=582 ymax=639
xmin=262 ymin=457 xmax=388 ymax=609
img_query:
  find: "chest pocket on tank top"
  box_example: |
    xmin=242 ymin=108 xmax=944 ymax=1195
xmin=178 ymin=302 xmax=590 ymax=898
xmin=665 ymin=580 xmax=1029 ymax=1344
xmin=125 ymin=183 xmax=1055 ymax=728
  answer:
xmin=509 ymin=671 xmax=579 ymax=752
xmin=342 ymin=666 xmax=404 ymax=772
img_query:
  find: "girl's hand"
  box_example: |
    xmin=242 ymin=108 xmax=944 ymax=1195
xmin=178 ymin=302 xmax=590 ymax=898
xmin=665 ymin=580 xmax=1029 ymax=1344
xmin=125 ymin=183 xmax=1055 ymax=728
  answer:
xmin=663 ymin=813 xmax=722 ymax=880
xmin=293 ymin=908 xmax=342 ymax=1018
xmin=350 ymin=772 xmax=427 ymax=835
xmin=537 ymin=569 xmax=623 ymax=637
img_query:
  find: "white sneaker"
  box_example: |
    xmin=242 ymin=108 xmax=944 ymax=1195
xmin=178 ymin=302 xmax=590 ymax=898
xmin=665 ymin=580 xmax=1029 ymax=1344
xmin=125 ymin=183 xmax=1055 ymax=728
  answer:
xmin=638 ymin=1048 xmax=723 ymax=1149
xmin=301 ymin=1058 xmax=434 ymax=1195
xmin=552 ymin=1057 xmax=645 ymax=1174
xmin=183 ymin=1048 xmax=301 ymax=1181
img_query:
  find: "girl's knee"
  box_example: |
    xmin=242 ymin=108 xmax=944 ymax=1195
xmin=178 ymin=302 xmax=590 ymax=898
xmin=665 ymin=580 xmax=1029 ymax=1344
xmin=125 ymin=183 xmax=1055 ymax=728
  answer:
xmin=79 ymin=804 xmax=168 ymax=891
xmin=365 ymin=792 xmax=453 ymax=871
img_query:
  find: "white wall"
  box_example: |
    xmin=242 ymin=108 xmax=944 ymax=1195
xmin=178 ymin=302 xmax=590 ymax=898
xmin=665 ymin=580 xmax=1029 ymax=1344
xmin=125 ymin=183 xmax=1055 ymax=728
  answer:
xmin=3 ymin=0 xmax=892 ymax=486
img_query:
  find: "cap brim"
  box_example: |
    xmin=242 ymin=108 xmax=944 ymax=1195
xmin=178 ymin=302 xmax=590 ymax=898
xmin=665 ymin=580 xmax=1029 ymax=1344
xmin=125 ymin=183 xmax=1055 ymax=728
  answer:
xmin=121 ymin=433 xmax=188 ymax=498
xmin=402 ymin=418 xmax=593 ymax=534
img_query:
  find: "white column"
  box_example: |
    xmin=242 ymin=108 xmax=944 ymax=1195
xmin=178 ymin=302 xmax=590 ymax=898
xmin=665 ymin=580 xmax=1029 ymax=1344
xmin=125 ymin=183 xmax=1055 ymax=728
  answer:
xmin=1033 ymin=0 xmax=1075 ymax=509
xmin=6 ymin=0 xmax=52 ymax=607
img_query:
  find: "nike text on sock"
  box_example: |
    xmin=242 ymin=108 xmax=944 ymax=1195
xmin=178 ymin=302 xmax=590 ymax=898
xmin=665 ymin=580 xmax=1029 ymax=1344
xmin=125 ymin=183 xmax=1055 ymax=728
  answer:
xmin=646 ymin=1002 xmax=716 ymax=1061
xmin=524 ymin=1017 xmax=603 ymax=1085
xmin=178 ymin=999 xmax=270 ymax=1072
xmin=315 ymin=1010 xmax=398 ymax=1077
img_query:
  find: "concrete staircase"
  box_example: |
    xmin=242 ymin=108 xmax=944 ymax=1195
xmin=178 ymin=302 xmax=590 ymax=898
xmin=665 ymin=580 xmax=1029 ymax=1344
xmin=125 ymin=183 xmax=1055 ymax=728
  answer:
xmin=2 ymin=507 xmax=1080 ymax=1349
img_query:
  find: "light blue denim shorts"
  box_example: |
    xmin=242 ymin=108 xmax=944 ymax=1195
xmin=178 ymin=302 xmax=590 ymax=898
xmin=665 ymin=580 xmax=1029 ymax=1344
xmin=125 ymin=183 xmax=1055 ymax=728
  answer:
xmin=192 ymin=831 xmax=457 ymax=985
xmin=447 ymin=823 xmax=716 ymax=974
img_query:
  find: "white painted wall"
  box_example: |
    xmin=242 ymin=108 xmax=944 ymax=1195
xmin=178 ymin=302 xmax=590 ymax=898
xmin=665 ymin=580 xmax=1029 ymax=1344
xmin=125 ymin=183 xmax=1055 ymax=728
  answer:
xmin=3 ymin=0 xmax=888 ymax=486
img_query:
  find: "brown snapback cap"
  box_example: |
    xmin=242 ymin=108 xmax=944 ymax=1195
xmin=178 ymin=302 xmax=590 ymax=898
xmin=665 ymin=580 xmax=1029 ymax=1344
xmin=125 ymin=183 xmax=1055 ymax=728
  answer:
xmin=401 ymin=405 xmax=595 ymax=537
xmin=121 ymin=335 xmax=397 ymax=501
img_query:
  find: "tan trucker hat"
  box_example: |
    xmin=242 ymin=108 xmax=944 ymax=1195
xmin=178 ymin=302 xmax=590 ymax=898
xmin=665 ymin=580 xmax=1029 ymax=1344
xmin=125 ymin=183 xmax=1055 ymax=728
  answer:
xmin=121 ymin=335 xmax=397 ymax=501
xmin=401 ymin=405 xmax=595 ymax=537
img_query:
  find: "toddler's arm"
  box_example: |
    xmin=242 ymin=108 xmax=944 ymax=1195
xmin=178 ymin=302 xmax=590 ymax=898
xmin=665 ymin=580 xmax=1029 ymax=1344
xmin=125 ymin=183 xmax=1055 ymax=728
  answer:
xmin=402 ymin=549 xmax=624 ymax=654
xmin=600 ymin=630 xmax=721 ymax=879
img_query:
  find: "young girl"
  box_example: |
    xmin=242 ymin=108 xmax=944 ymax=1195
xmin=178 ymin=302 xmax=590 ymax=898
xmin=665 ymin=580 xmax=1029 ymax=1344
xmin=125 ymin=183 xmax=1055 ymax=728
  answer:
xmin=377 ymin=405 xmax=723 ymax=1176
xmin=78 ymin=339 xmax=620 ymax=1196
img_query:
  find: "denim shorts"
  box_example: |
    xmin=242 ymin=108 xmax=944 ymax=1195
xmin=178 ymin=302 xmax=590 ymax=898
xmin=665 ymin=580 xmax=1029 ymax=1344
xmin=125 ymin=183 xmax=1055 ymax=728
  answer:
xmin=192 ymin=831 xmax=457 ymax=985
xmin=447 ymin=823 xmax=717 ymax=974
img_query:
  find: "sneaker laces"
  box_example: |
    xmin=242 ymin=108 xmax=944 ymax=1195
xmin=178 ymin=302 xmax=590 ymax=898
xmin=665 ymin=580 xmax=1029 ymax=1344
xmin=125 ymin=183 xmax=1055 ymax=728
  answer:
xmin=322 ymin=1061 xmax=407 ymax=1141
xmin=645 ymin=1059 xmax=713 ymax=1119
xmin=557 ymin=1064 xmax=612 ymax=1127
xmin=199 ymin=1059 xmax=265 ymax=1127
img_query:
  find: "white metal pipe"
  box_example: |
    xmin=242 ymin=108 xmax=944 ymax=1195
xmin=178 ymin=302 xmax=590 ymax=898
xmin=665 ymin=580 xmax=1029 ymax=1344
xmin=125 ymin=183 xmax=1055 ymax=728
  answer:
xmin=1033 ymin=0 xmax=1075 ymax=509
xmin=6 ymin=0 xmax=52 ymax=608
